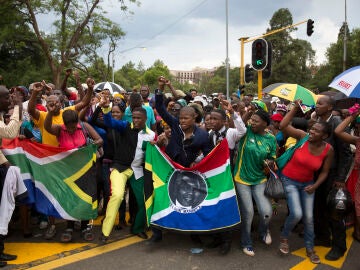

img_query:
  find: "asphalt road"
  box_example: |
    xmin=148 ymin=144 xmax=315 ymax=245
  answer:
xmin=4 ymin=201 xmax=360 ymax=270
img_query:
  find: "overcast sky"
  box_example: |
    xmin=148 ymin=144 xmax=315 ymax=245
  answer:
xmin=39 ymin=0 xmax=360 ymax=71
xmin=98 ymin=0 xmax=358 ymax=71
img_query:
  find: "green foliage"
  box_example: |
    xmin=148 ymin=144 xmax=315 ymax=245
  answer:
xmin=12 ymin=0 xmax=137 ymax=86
xmin=263 ymin=9 xmax=315 ymax=89
xmin=312 ymin=27 xmax=360 ymax=91
xmin=0 ymin=2 xmax=50 ymax=87
xmin=141 ymin=60 xmax=171 ymax=89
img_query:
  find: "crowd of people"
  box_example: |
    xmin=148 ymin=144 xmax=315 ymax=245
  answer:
xmin=0 ymin=70 xmax=359 ymax=267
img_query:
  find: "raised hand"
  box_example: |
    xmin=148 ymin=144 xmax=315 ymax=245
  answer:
xmin=86 ymin=78 xmax=95 ymax=90
xmin=32 ymin=82 xmax=43 ymax=93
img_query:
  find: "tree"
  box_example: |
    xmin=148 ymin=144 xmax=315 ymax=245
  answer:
xmin=264 ymin=9 xmax=315 ymax=87
xmin=115 ymin=61 xmax=144 ymax=90
xmin=0 ymin=2 xmax=50 ymax=87
xmin=16 ymin=0 xmax=138 ymax=87
xmin=312 ymin=27 xmax=360 ymax=91
xmin=141 ymin=60 xmax=171 ymax=89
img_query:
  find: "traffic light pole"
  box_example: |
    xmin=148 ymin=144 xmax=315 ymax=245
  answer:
xmin=239 ymin=19 xmax=308 ymax=98
xmin=239 ymin=37 xmax=248 ymax=86
xmin=258 ymin=70 xmax=263 ymax=99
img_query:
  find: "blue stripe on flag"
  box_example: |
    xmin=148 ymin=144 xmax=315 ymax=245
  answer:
xmin=151 ymin=196 xmax=241 ymax=231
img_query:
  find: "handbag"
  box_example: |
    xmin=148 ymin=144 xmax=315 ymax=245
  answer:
xmin=264 ymin=173 xmax=285 ymax=199
xmin=276 ymin=134 xmax=309 ymax=171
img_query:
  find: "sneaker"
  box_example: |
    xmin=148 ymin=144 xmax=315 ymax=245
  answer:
xmin=263 ymin=230 xmax=272 ymax=245
xmin=82 ymin=228 xmax=95 ymax=241
xmin=60 ymin=228 xmax=73 ymax=243
xmin=243 ymin=247 xmax=255 ymax=257
xmin=44 ymin=225 xmax=56 ymax=240
xmin=39 ymin=221 xmax=48 ymax=230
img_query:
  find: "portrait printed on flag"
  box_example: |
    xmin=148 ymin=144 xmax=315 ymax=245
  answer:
xmin=168 ymin=170 xmax=207 ymax=212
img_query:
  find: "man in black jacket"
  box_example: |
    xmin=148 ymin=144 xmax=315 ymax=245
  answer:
xmin=312 ymin=95 xmax=353 ymax=261
xmin=149 ymin=77 xmax=212 ymax=243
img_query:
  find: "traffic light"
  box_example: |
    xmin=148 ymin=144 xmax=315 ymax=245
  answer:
xmin=307 ymin=19 xmax=314 ymax=36
xmin=251 ymin=38 xmax=268 ymax=71
xmin=244 ymin=64 xmax=254 ymax=83
xmin=262 ymin=41 xmax=272 ymax=79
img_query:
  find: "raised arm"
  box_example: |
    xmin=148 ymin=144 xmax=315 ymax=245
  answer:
xmin=279 ymin=100 xmax=307 ymax=140
xmin=60 ymin=68 xmax=73 ymax=98
xmin=74 ymin=77 xmax=94 ymax=112
xmin=27 ymin=82 xmax=43 ymax=121
xmin=99 ymin=95 xmax=127 ymax=132
xmin=44 ymin=103 xmax=61 ymax=137
xmin=83 ymin=122 xmax=103 ymax=147
xmin=222 ymin=100 xmax=246 ymax=141
xmin=334 ymin=114 xmax=359 ymax=145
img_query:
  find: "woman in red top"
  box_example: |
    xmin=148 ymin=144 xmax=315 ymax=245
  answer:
xmin=278 ymin=100 xmax=334 ymax=264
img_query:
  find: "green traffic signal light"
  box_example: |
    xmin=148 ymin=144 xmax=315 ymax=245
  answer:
xmin=251 ymin=39 xmax=268 ymax=71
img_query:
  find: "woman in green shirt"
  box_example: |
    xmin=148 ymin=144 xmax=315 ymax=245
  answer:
xmin=233 ymin=108 xmax=277 ymax=257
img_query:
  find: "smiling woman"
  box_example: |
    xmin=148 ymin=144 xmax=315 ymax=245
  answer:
xmin=278 ymin=100 xmax=334 ymax=264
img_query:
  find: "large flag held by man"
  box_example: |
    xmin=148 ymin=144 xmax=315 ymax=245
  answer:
xmin=1 ymin=138 xmax=98 ymax=220
xmin=144 ymin=139 xmax=241 ymax=232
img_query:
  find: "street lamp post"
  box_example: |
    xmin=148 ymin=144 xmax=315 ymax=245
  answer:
xmin=225 ymin=0 xmax=230 ymax=100
xmin=343 ymin=0 xmax=347 ymax=71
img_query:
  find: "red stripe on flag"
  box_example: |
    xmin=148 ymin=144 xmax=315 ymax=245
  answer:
xmin=1 ymin=138 xmax=70 ymax=158
xmin=167 ymin=139 xmax=229 ymax=172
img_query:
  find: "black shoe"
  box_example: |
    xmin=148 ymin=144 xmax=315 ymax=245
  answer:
xmin=219 ymin=242 xmax=231 ymax=255
xmin=0 ymin=261 xmax=6 ymax=268
xmin=147 ymin=235 xmax=162 ymax=244
xmin=0 ymin=253 xmax=17 ymax=261
xmin=314 ymin=238 xmax=331 ymax=247
xmin=206 ymin=238 xmax=222 ymax=249
xmin=325 ymin=248 xmax=345 ymax=261
xmin=136 ymin=232 xmax=148 ymax=239
xmin=99 ymin=234 xmax=108 ymax=244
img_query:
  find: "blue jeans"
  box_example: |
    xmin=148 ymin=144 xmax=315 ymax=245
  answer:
xmin=236 ymin=182 xmax=272 ymax=248
xmin=280 ymin=175 xmax=315 ymax=250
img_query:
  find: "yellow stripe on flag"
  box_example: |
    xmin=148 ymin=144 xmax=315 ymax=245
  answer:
xmin=64 ymin=153 xmax=97 ymax=208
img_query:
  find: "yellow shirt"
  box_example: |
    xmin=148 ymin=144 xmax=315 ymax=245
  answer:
xmin=33 ymin=106 xmax=75 ymax=146
xmin=285 ymin=137 xmax=297 ymax=150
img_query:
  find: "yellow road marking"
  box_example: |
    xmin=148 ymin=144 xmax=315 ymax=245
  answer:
xmin=6 ymin=243 xmax=94 ymax=265
xmin=24 ymin=235 xmax=145 ymax=270
xmin=291 ymin=228 xmax=354 ymax=269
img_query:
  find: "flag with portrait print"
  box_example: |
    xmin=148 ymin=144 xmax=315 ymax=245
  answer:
xmin=144 ymin=139 xmax=241 ymax=232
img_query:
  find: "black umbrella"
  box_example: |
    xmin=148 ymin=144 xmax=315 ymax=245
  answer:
xmin=333 ymin=92 xmax=360 ymax=109
xmin=93 ymin=82 xmax=124 ymax=94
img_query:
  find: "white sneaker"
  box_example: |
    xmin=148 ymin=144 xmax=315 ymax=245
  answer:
xmin=263 ymin=230 xmax=272 ymax=245
xmin=243 ymin=247 xmax=255 ymax=256
xmin=39 ymin=221 xmax=48 ymax=230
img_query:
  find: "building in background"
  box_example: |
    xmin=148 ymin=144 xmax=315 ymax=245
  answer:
xmin=170 ymin=67 xmax=216 ymax=85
